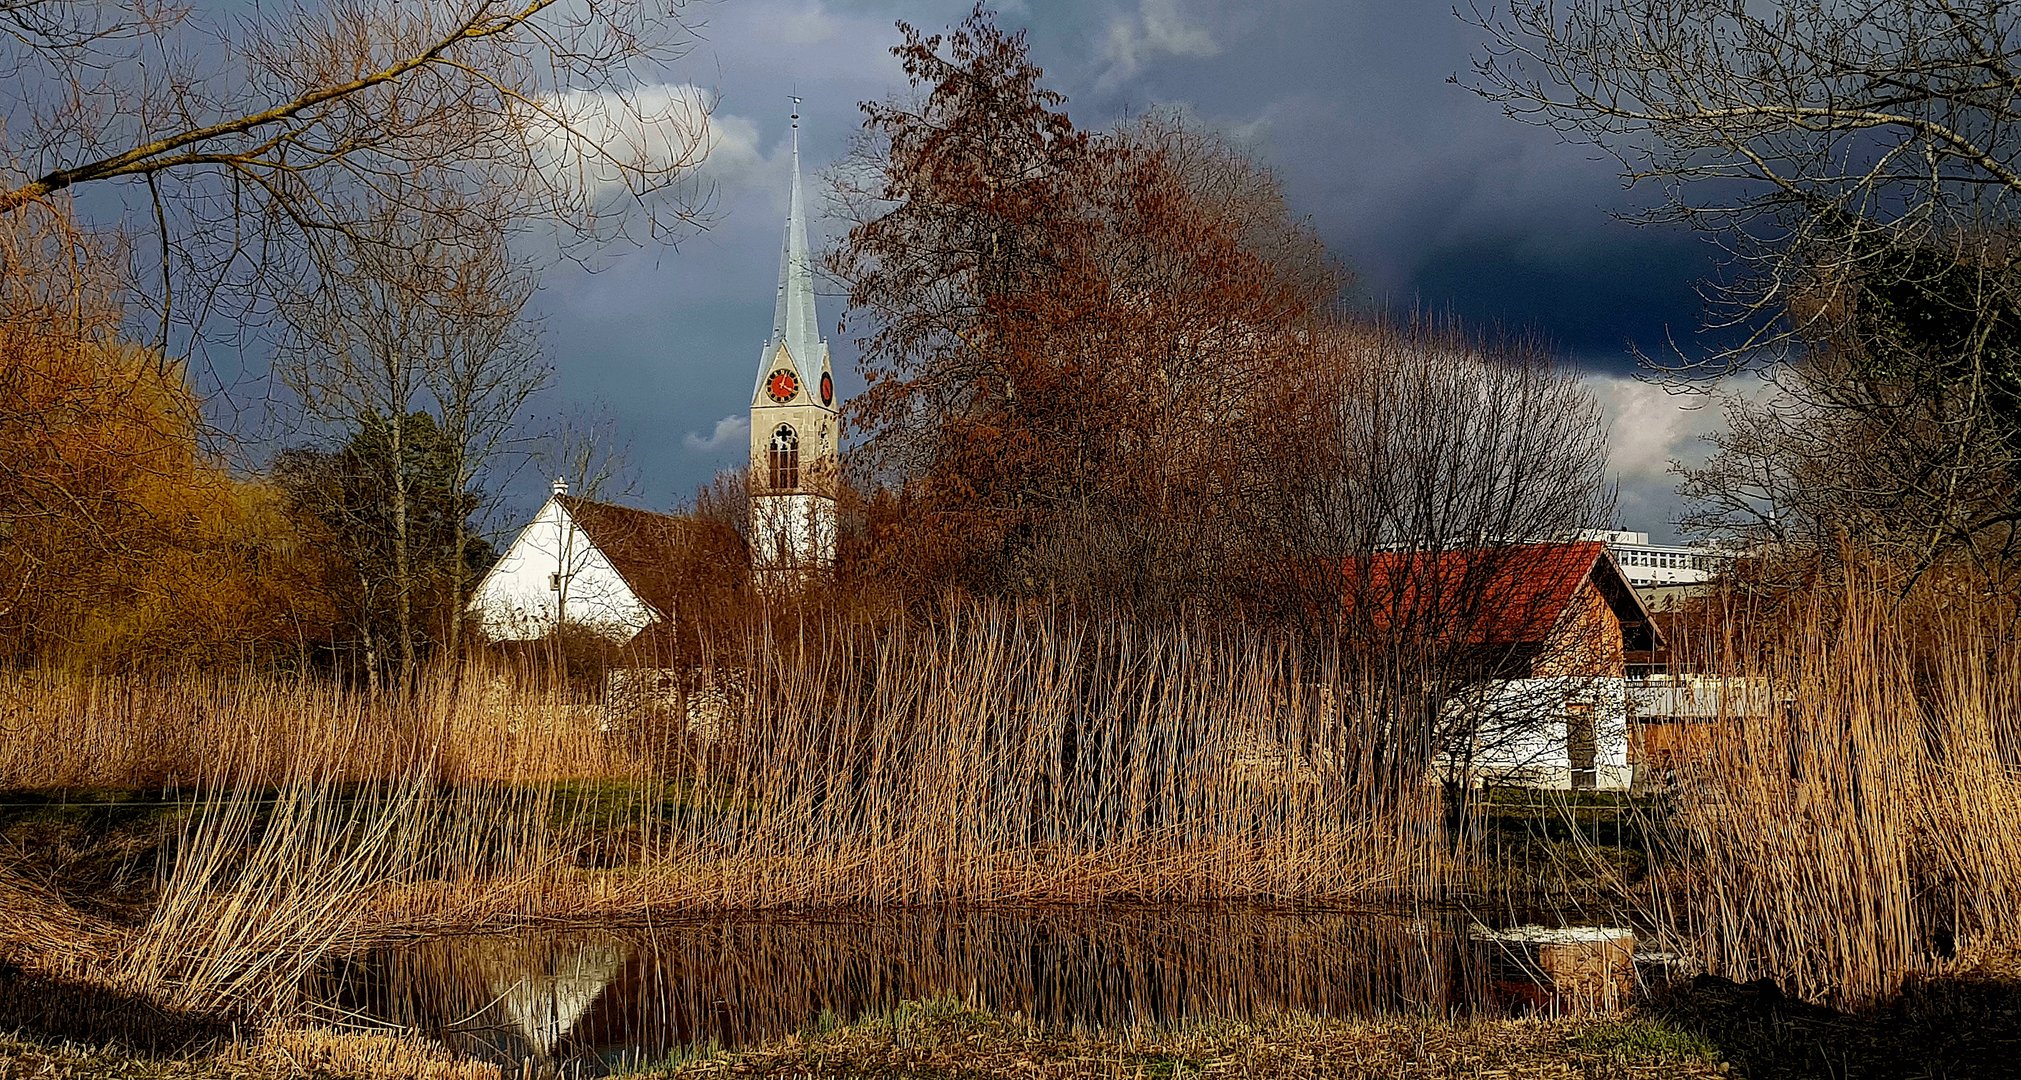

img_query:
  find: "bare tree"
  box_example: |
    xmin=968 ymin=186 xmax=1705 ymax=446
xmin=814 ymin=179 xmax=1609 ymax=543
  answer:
xmin=423 ymin=231 xmax=548 ymax=664
xmin=1 ymin=0 xmax=714 ymax=360
xmin=1467 ymin=0 xmax=2021 ymax=353
xmin=1263 ymin=317 xmax=1617 ymax=799
xmin=538 ymin=405 xmax=641 ymax=505
xmin=1466 ymin=0 xmax=2021 ymax=576
xmin=1300 ymin=321 xmax=1611 ymax=556
xmin=278 ymin=184 xmax=543 ymax=687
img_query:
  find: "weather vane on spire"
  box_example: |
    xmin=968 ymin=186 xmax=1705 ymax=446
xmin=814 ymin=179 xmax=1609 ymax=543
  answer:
xmin=790 ymin=94 xmax=801 ymax=128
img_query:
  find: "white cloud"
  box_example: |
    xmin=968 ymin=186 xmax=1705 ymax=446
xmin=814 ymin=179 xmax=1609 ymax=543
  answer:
xmin=683 ymin=414 xmax=750 ymax=455
xmin=772 ymin=1 xmax=842 ymax=46
xmin=532 ymin=83 xmax=764 ymax=195
xmin=1581 ymin=369 xmax=1783 ymax=537
xmin=1100 ymin=0 xmax=1221 ymax=85
xmin=1582 ymin=372 xmax=1727 ymax=483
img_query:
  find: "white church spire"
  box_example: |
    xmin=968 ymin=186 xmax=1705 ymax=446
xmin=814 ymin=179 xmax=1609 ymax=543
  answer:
xmin=756 ymin=98 xmax=826 ymax=403
xmin=748 ymin=98 xmax=839 ymax=585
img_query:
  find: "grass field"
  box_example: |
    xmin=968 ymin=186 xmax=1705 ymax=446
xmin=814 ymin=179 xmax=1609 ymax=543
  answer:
xmin=15 ymin=968 xmax=2021 ymax=1079
xmin=0 ymin=996 xmax=1727 ymax=1080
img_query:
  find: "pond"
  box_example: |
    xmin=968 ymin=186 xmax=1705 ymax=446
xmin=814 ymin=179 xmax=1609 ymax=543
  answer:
xmin=305 ymin=905 xmax=1630 ymax=1077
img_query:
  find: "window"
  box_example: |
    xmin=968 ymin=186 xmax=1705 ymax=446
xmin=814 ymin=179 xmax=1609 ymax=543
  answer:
xmin=768 ymin=424 xmax=800 ymax=490
xmin=548 ymin=572 xmax=561 ymax=592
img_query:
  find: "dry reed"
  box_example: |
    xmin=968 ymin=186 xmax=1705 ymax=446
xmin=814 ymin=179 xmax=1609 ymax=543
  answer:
xmin=10 ymin=579 xmax=2020 ymax=1020
xmin=3 ymin=603 xmax=1452 ymax=1013
xmin=0 ymin=864 xmax=113 ymax=979
xmin=1641 ymin=568 xmax=2021 ymax=1005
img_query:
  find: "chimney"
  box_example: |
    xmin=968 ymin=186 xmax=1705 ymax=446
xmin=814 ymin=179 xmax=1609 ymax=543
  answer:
xmin=552 ymin=477 xmax=568 ymax=498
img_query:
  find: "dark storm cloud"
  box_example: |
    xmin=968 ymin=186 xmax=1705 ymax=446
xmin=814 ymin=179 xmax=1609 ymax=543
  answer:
xmin=1409 ymin=226 xmax=1710 ymax=355
xmin=1022 ymin=0 xmax=1713 ymax=353
xmin=513 ymin=0 xmax=1719 ymax=537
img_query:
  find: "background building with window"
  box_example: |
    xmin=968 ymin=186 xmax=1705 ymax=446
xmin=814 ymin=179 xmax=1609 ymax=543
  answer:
xmin=1578 ymin=529 xmax=1733 ymax=608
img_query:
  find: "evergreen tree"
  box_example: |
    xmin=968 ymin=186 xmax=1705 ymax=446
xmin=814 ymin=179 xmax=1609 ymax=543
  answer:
xmin=275 ymin=412 xmax=495 ymax=681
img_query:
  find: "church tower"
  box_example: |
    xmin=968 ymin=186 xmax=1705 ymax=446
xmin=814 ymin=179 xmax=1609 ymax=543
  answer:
xmin=749 ymin=100 xmax=838 ymax=585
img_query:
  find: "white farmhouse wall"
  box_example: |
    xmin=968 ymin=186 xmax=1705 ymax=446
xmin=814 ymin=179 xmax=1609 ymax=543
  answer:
xmin=1449 ymin=676 xmax=1632 ymax=791
xmin=468 ymin=498 xmax=656 ymax=643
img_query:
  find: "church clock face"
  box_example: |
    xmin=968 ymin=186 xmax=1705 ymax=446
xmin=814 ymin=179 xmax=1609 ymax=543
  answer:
xmin=766 ymin=368 xmax=799 ymax=403
xmin=819 ymin=371 xmax=833 ymax=406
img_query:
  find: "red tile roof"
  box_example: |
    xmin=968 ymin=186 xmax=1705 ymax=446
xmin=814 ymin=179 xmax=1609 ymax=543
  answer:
xmin=1348 ymin=541 xmax=1658 ymax=651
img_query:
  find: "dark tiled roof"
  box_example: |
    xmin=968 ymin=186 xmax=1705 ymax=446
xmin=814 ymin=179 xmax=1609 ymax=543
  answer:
xmin=557 ymin=496 xmax=740 ymax=618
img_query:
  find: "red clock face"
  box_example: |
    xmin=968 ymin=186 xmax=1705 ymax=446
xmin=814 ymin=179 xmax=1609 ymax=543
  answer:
xmin=766 ymin=368 xmax=798 ymax=403
xmin=819 ymin=371 xmax=833 ymax=406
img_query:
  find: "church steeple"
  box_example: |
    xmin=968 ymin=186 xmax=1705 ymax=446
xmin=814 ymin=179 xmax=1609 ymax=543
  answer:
xmin=749 ymin=99 xmax=838 ymax=584
xmin=755 ymin=98 xmax=827 ymax=405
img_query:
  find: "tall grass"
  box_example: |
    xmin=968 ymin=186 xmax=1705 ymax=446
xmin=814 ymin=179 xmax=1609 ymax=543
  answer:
xmin=19 ymin=582 xmax=2016 ymax=1015
xmin=119 ymin=772 xmax=437 ymax=1013
xmin=1642 ymin=568 xmax=2021 ymax=1005
xmin=0 ymin=667 xmax=620 ymax=788
xmin=2 ymin=603 xmax=1452 ymax=1012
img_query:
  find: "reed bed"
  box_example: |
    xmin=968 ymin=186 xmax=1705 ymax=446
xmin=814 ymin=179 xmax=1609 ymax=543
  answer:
xmin=0 ymin=667 xmax=621 ymax=788
xmin=1641 ymin=572 xmax=2021 ymax=1006
xmin=15 ymin=583 xmax=2017 ymax=1019
xmin=0 ymin=864 xmax=113 ymax=979
xmin=1 ymin=604 xmax=1451 ymax=1013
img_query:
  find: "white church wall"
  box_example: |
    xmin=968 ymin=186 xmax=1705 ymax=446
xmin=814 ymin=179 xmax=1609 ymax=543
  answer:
xmin=469 ymin=499 xmax=657 ymax=643
xmin=751 ymin=493 xmax=836 ymax=575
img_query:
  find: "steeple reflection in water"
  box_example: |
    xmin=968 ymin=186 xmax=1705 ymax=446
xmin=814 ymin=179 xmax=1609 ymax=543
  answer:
xmin=307 ymin=905 xmax=1491 ymax=1076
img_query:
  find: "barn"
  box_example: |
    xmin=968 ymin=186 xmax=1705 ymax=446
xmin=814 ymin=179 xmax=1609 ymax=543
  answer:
xmin=1355 ymin=541 xmax=1663 ymax=790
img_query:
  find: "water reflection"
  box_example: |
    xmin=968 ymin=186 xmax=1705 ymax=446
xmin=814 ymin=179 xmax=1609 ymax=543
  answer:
xmin=309 ymin=906 xmax=1500 ymax=1076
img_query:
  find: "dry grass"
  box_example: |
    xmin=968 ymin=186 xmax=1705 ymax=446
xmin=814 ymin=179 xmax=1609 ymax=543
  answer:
xmin=1 ymin=605 xmax=1452 ymax=1014
xmin=1639 ymin=568 xmax=2021 ymax=1005
xmin=228 ymin=1026 xmax=499 ymax=1080
xmin=0 ymin=667 xmax=622 ymax=789
xmin=0 ymin=1005 xmax=1724 ymax=1080
xmin=0 ymin=1026 xmax=498 ymax=1080
xmin=662 ymin=999 xmax=1722 ymax=1080
xmin=0 ymin=866 xmax=114 ymax=979
xmin=7 ymin=580 xmax=2021 ymax=1024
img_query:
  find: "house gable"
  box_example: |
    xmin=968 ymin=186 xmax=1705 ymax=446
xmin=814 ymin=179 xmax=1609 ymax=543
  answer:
xmin=470 ymin=495 xmax=749 ymax=646
xmin=1533 ymin=578 xmax=1628 ymax=677
xmin=467 ymin=497 xmax=658 ymax=643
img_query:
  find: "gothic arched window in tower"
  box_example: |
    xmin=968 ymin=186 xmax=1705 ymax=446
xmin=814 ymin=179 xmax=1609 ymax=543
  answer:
xmin=768 ymin=424 xmax=800 ymax=491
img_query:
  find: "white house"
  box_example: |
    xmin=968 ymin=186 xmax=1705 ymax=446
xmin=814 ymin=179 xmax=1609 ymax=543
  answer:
xmin=467 ymin=482 xmax=715 ymax=645
xmin=1358 ymin=541 xmax=1663 ymax=791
